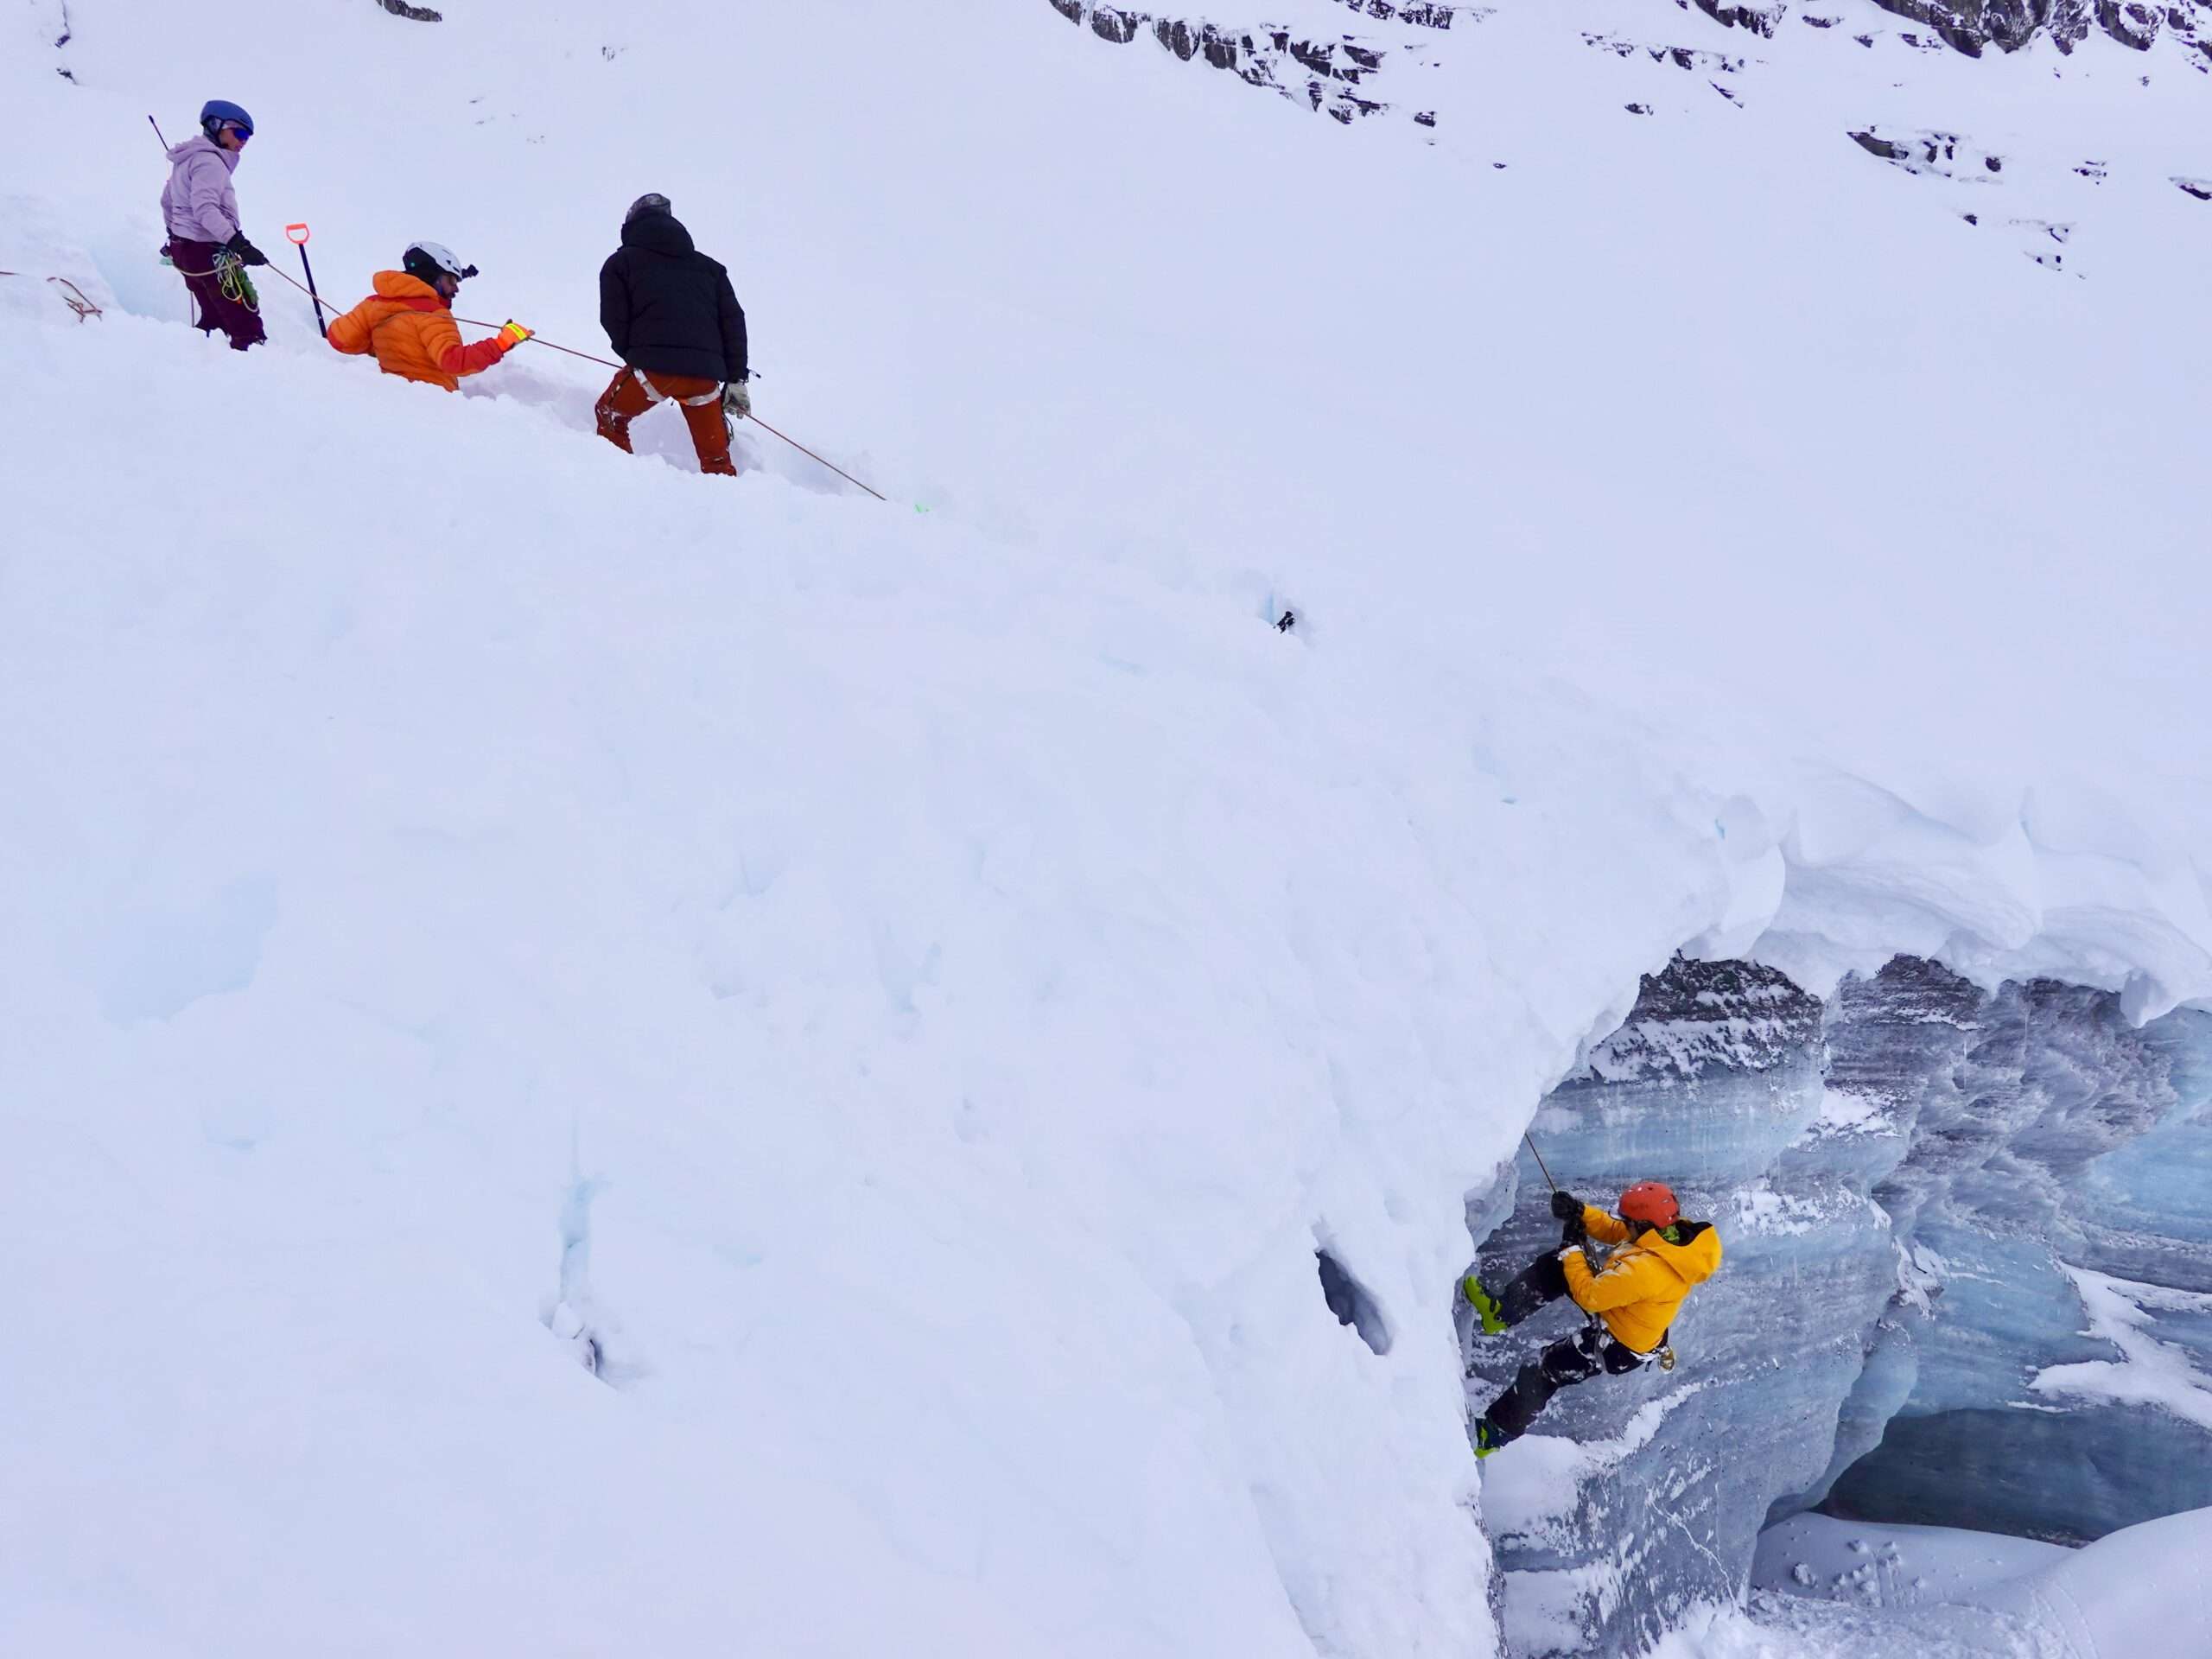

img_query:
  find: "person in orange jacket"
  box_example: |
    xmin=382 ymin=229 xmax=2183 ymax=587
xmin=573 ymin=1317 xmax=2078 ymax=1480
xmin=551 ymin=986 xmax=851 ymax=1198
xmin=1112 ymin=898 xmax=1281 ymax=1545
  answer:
xmin=1461 ymin=1180 xmax=1721 ymax=1456
xmin=327 ymin=241 xmax=531 ymax=391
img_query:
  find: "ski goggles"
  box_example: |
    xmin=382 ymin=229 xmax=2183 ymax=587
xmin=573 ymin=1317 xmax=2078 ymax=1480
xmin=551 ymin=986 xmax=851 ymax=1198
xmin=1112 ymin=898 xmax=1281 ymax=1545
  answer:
xmin=224 ymin=124 xmax=253 ymax=143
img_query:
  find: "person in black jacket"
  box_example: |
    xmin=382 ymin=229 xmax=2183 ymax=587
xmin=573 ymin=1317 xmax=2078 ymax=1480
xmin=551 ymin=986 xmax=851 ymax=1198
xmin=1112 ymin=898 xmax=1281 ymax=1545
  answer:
xmin=594 ymin=194 xmax=750 ymax=477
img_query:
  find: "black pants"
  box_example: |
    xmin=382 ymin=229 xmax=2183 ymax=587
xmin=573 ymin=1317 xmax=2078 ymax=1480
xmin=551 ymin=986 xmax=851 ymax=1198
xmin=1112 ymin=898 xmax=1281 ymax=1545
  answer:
xmin=1478 ymin=1251 xmax=1649 ymax=1445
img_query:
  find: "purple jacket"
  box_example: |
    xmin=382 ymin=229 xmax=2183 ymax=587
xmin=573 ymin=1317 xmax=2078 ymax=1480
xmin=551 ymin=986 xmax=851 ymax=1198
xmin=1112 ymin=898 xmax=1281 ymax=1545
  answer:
xmin=161 ymin=137 xmax=242 ymax=245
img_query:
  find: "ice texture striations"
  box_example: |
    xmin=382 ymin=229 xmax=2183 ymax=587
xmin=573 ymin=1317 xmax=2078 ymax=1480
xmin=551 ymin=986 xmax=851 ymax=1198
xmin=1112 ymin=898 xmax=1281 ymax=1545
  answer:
xmin=1465 ymin=955 xmax=2212 ymax=1656
xmin=1821 ymin=967 xmax=2212 ymax=1541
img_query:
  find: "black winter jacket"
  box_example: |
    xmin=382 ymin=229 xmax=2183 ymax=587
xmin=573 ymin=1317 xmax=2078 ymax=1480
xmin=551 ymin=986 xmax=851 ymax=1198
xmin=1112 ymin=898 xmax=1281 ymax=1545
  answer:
xmin=598 ymin=209 xmax=748 ymax=384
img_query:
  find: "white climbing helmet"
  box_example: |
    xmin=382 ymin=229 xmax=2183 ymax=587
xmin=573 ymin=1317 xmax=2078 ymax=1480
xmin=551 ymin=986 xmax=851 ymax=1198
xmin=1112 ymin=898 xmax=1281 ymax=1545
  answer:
xmin=401 ymin=240 xmax=476 ymax=283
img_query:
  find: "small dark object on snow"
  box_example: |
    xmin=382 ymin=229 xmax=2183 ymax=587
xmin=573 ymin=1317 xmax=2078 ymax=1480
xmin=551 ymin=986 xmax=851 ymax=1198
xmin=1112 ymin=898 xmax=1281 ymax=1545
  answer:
xmin=1276 ymin=610 xmax=1297 ymax=632
xmin=375 ymin=0 xmax=444 ymax=19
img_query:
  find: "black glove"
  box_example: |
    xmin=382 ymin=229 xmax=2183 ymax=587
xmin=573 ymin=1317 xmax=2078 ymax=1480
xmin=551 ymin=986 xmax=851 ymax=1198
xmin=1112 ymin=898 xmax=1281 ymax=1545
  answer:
xmin=1549 ymin=1190 xmax=1582 ymax=1222
xmin=225 ymin=232 xmax=269 ymax=267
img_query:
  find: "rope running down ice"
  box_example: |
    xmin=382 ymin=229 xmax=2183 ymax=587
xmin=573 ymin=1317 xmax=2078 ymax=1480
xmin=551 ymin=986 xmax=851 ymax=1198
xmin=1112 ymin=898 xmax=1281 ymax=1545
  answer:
xmin=1522 ymin=1130 xmax=1559 ymax=1195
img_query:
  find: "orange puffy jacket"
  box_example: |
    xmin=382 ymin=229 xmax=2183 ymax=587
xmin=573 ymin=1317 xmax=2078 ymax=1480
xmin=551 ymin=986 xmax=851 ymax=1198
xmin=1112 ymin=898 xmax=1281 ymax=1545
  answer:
xmin=327 ymin=271 xmax=512 ymax=391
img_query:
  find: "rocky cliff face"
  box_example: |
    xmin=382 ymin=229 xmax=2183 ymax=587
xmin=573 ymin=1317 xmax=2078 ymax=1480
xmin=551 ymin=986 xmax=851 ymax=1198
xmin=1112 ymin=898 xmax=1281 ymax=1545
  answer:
xmin=1042 ymin=0 xmax=1446 ymax=127
xmin=1866 ymin=0 xmax=2212 ymax=56
xmin=1041 ymin=0 xmax=2212 ymax=130
xmin=1463 ymin=954 xmax=2212 ymax=1656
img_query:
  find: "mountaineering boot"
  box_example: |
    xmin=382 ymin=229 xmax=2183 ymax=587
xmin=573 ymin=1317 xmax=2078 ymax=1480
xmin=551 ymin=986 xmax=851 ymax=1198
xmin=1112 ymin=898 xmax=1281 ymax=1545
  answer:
xmin=1462 ymin=1274 xmax=1508 ymax=1337
xmin=1470 ymin=1415 xmax=1505 ymax=1459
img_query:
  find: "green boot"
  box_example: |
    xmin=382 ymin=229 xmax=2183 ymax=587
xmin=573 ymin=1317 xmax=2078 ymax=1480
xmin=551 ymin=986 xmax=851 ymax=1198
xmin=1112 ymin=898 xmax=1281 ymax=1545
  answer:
xmin=1471 ymin=1415 xmax=1504 ymax=1460
xmin=1462 ymin=1274 xmax=1507 ymax=1337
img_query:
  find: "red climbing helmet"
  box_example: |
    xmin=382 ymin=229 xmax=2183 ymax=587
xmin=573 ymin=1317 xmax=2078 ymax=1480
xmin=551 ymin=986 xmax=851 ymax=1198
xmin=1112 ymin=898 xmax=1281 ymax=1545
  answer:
xmin=1619 ymin=1181 xmax=1680 ymax=1228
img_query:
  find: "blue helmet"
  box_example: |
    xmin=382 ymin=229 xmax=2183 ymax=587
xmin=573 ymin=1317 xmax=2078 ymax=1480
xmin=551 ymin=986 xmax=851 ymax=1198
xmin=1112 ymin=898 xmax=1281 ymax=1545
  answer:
xmin=200 ymin=99 xmax=254 ymax=139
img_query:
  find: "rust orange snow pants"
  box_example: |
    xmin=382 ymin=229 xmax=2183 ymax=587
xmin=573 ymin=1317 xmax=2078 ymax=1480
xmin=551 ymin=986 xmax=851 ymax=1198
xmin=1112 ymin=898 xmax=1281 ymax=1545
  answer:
xmin=594 ymin=367 xmax=737 ymax=477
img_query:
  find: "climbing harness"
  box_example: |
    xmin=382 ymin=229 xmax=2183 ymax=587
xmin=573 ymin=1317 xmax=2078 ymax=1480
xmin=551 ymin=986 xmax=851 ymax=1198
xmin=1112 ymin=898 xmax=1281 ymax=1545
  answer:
xmin=628 ymin=368 xmax=725 ymax=410
xmin=622 ymin=368 xmax=737 ymax=447
xmin=1586 ymin=1313 xmax=1676 ymax=1373
xmin=1570 ymin=1222 xmax=1680 ymax=1372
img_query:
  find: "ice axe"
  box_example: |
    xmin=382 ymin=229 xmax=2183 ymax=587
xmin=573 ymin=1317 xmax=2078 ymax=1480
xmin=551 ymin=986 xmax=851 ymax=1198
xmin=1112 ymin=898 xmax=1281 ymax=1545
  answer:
xmin=285 ymin=223 xmax=326 ymax=337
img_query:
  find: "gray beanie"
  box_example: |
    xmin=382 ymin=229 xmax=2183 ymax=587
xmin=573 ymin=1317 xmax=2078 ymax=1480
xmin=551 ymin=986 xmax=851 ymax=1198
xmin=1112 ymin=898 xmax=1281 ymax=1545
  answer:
xmin=624 ymin=193 xmax=672 ymax=226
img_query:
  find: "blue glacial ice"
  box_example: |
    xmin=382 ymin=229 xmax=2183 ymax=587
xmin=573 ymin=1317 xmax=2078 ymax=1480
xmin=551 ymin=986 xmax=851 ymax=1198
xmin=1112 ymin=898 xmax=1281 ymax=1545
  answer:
xmin=1462 ymin=954 xmax=2212 ymax=1656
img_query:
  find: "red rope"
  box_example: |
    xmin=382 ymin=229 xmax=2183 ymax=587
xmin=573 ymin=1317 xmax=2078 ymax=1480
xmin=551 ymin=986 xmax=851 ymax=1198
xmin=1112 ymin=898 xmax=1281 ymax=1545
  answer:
xmin=49 ymin=277 xmax=105 ymax=321
xmin=3 ymin=270 xmax=108 ymax=321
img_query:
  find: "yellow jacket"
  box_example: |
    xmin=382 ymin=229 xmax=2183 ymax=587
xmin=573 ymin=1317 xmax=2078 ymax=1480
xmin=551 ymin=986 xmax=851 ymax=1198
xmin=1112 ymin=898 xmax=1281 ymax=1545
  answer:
xmin=1561 ymin=1205 xmax=1722 ymax=1354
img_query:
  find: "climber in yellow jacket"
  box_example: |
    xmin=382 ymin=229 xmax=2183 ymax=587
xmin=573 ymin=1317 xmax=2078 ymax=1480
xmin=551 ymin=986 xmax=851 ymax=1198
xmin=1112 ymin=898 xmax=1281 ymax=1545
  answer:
xmin=1461 ymin=1181 xmax=1722 ymax=1457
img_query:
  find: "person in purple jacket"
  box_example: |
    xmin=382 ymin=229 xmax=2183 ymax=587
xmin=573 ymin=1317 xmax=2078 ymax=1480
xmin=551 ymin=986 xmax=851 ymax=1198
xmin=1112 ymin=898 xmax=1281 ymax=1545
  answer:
xmin=161 ymin=100 xmax=268 ymax=351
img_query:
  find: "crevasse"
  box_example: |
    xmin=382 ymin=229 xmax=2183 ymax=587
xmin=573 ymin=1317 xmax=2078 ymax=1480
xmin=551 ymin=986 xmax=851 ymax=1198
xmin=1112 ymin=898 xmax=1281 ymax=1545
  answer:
xmin=1464 ymin=955 xmax=2212 ymax=1657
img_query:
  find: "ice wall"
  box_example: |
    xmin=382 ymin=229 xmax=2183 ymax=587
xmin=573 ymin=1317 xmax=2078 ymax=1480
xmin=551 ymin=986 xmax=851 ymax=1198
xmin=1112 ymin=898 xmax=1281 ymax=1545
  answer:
xmin=1467 ymin=958 xmax=1897 ymax=1656
xmin=1821 ymin=967 xmax=2212 ymax=1541
xmin=1465 ymin=955 xmax=2212 ymax=1656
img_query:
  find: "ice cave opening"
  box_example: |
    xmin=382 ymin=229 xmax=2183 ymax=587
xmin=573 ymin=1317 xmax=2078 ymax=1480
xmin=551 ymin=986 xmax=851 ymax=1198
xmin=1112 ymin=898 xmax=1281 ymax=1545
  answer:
xmin=1459 ymin=954 xmax=2212 ymax=1656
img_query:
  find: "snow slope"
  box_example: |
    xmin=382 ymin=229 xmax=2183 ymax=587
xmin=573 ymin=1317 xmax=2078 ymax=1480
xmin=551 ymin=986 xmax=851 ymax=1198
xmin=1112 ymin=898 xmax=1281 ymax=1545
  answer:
xmin=2 ymin=297 xmax=1729 ymax=1656
xmin=1751 ymin=1512 xmax=2071 ymax=1609
xmin=1669 ymin=1504 xmax=2212 ymax=1656
xmin=3 ymin=0 xmax=2210 ymax=1653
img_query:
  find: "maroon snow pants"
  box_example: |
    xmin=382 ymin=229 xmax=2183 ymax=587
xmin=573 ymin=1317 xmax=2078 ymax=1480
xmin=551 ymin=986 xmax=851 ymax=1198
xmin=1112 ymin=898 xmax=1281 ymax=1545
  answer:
xmin=166 ymin=237 xmax=266 ymax=352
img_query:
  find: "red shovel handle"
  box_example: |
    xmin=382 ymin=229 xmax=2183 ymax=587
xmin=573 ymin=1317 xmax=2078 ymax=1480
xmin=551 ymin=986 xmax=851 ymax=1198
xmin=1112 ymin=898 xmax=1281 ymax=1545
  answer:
xmin=285 ymin=223 xmax=311 ymax=245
